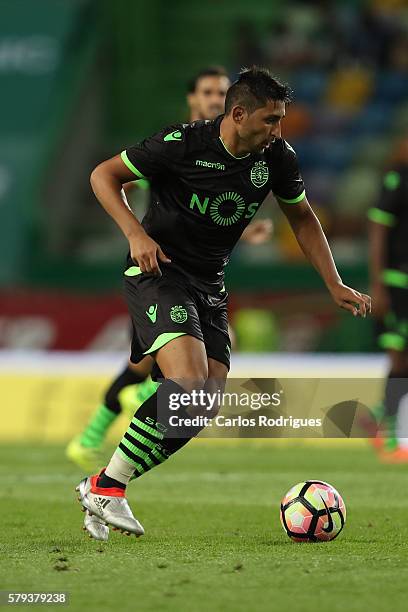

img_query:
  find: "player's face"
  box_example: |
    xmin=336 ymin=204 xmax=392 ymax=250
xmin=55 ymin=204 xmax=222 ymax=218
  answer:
xmin=236 ymin=100 xmax=285 ymax=154
xmin=189 ymin=75 xmax=230 ymax=121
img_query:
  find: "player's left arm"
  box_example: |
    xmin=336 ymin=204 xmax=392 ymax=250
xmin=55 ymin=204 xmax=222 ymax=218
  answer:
xmin=279 ymin=196 xmax=371 ymax=317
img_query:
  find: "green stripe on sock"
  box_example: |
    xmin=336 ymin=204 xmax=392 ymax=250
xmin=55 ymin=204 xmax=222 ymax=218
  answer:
xmin=117 ymin=446 xmax=142 ymax=469
xmin=80 ymin=404 xmax=117 ymax=448
xmin=132 ymin=417 xmax=164 ymax=439
xmin=128 ymin=425 xmax=157 ymax=450
xmin=151 ymin=447 xmax=167 ymax=464
xmin=121 ymin=437 xmax=156 ymax=467
xmin=128 ymin=463 xmax=147 ymax=482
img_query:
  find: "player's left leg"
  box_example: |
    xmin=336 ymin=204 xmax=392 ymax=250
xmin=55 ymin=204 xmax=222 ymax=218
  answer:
xmin=77 ymin=335 xmax=210 ymax=536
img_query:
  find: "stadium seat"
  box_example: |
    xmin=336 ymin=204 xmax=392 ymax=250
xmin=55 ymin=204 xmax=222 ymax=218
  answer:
xmin=292 ymin=70 xmax=327 ymax=104
xmin=374 ymin=71 xmax=408 ymax=103
xmin=353 ymin=103 xmax=394 ymax=136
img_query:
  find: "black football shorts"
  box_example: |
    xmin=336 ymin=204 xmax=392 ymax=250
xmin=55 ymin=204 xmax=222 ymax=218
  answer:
xmin=123 ymin=263 xmax=231 ymax=377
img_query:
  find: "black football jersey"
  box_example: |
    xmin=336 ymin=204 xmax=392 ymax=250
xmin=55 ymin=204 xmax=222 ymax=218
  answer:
xmin=368 ymin=165 xmax=408 ymax=274
xmin=122 ymin=115 xmax=305 ymax=292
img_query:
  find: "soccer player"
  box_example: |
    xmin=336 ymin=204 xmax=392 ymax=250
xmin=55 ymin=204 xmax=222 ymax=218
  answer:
xmin=67 ymin=66 xmax=272 ymax=473
xmin=76 ymin=67 xmax=371 ymax=540
xmin=368 ymin=136 xmax=408 ymax=462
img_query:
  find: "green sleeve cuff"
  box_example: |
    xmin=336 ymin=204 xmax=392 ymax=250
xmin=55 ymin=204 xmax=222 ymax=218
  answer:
xmin=133 ymin=178 xmax=150 ymax=190
xmin=275 ymin=190 xmax=306 ymax=204
xmin=382 ymin=268 xmax=408 ymax=288
xmin=383 ymin=171 xmax=400 ymax=191
xmin=120 ymin=151 xmax=147 ymax=179
xmin=367 ymin=207 xmax=396 ymax=227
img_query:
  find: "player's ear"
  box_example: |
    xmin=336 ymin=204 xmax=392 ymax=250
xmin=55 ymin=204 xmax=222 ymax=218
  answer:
xmin=231 ymin=105 xmax=246 ymax=124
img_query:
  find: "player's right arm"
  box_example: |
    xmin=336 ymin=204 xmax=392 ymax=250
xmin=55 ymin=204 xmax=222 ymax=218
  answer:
xmin=272 ymin=140 xmax=371 ymax=316
xmin=90 ymin=154 xmax=170 ymax=276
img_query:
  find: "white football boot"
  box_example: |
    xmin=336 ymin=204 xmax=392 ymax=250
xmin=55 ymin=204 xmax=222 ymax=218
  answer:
xmin=76 ymin=469 xmax=144 ymax=537
xmin=83 ymin=510 xmax=109 ymax=542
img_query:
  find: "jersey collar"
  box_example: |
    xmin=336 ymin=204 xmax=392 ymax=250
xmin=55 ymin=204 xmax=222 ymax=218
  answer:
xmin=212 ymin=115 xmax=252 ymax=162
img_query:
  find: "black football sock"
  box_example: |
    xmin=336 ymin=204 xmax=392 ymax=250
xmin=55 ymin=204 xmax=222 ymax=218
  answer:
xmin=97 ymin=472 xmax=126 ymax=490
xmin=104 ymin=365 xmax=148 ymax=414
xmin=103 ymin=380 xmax=206 ymax=487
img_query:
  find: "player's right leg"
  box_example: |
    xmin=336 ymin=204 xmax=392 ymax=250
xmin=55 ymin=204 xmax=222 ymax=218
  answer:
xmin=76 ymin=334 xmax=209 ymax=535
xmin=66 ymin=357 xmax=153 ymax=471
xmin=76 ymin=266 xmax=211 ymax=536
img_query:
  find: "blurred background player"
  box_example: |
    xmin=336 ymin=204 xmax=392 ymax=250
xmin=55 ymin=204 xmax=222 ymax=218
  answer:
xmin=368 ymin=136 xmax=408 ymax=463
xmin=66 ymin=65 xmax=273 ymax=471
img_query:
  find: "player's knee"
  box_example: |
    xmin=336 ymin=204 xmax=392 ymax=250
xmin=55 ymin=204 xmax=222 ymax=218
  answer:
xmin=175 ymin=372 xmax=208 ymax=395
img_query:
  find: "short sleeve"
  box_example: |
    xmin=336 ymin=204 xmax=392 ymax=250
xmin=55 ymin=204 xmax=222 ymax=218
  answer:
xmin=367 ymin=170 xmax=402 ymax=227
xmin=271 ymin=140 xmax=306 ymax=204
xmin=121 ymin=125 xmax=186 ymax=180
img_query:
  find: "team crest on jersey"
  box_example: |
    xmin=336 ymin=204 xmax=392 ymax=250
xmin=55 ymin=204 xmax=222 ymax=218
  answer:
xmin=170 ymin=305 xmax=188 ymax=323
xmin=250 ymin=161 xmax=269 ymax=188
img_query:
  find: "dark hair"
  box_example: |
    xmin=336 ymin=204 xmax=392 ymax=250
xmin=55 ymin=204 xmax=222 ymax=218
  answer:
xmin=225 ymin=66 xmax=292 ymax=115
xmin=187 ymin=66 xmax=229 ymax=94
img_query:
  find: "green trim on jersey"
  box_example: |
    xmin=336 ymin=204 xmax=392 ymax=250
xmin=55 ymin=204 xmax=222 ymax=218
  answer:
xmin=121 ymin=150 xmax=147 ymax=179
xmin=133 ymin=178 xmax=150 ymax=190
xmin=124 ymin=266 xmax=143 ymax=277
xmin=382 ymin=268 xmax=408 ymax=288
xmin=218 ymin=136 xmax=250 ymax=160
xmin=367 ymin=207 xmax=396 ymax=227
xmin=143 ymin=332 xmax=187 ymax=355
xmin=276 ymin=190 xmax=305 ymax=204
xmin=379 ymin=332 xmax=405 ymax=352
xmin=383 ymin=171 xmax=401 ymax=191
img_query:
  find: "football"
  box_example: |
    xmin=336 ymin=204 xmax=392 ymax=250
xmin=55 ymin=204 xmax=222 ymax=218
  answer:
xmin=280 ymin=480 xmax=346 ymax=542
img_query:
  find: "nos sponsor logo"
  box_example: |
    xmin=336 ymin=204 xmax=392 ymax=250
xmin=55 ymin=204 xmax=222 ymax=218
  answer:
xmin=189 ymin=192 xmax=260 ymax=226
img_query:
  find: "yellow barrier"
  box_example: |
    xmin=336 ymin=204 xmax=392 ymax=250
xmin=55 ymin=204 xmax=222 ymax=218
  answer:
xmin=1 ymin=372 xmax=378 ymax=447
xmin=1 ymin=374 xmax=129 ymax=442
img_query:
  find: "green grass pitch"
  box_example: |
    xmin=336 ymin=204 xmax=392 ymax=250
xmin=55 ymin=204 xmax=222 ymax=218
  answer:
xmin=1 ymin=441 xmax=407 ymax=611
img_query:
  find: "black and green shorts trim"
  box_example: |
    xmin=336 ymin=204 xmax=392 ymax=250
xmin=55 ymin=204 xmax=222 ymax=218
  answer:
xmin=124 ymin=263 xmax=231 ymax=377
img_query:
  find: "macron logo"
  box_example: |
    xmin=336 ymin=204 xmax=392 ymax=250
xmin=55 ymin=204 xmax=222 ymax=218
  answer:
xmin=196 ymin=160 xmax=225 ymax=171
